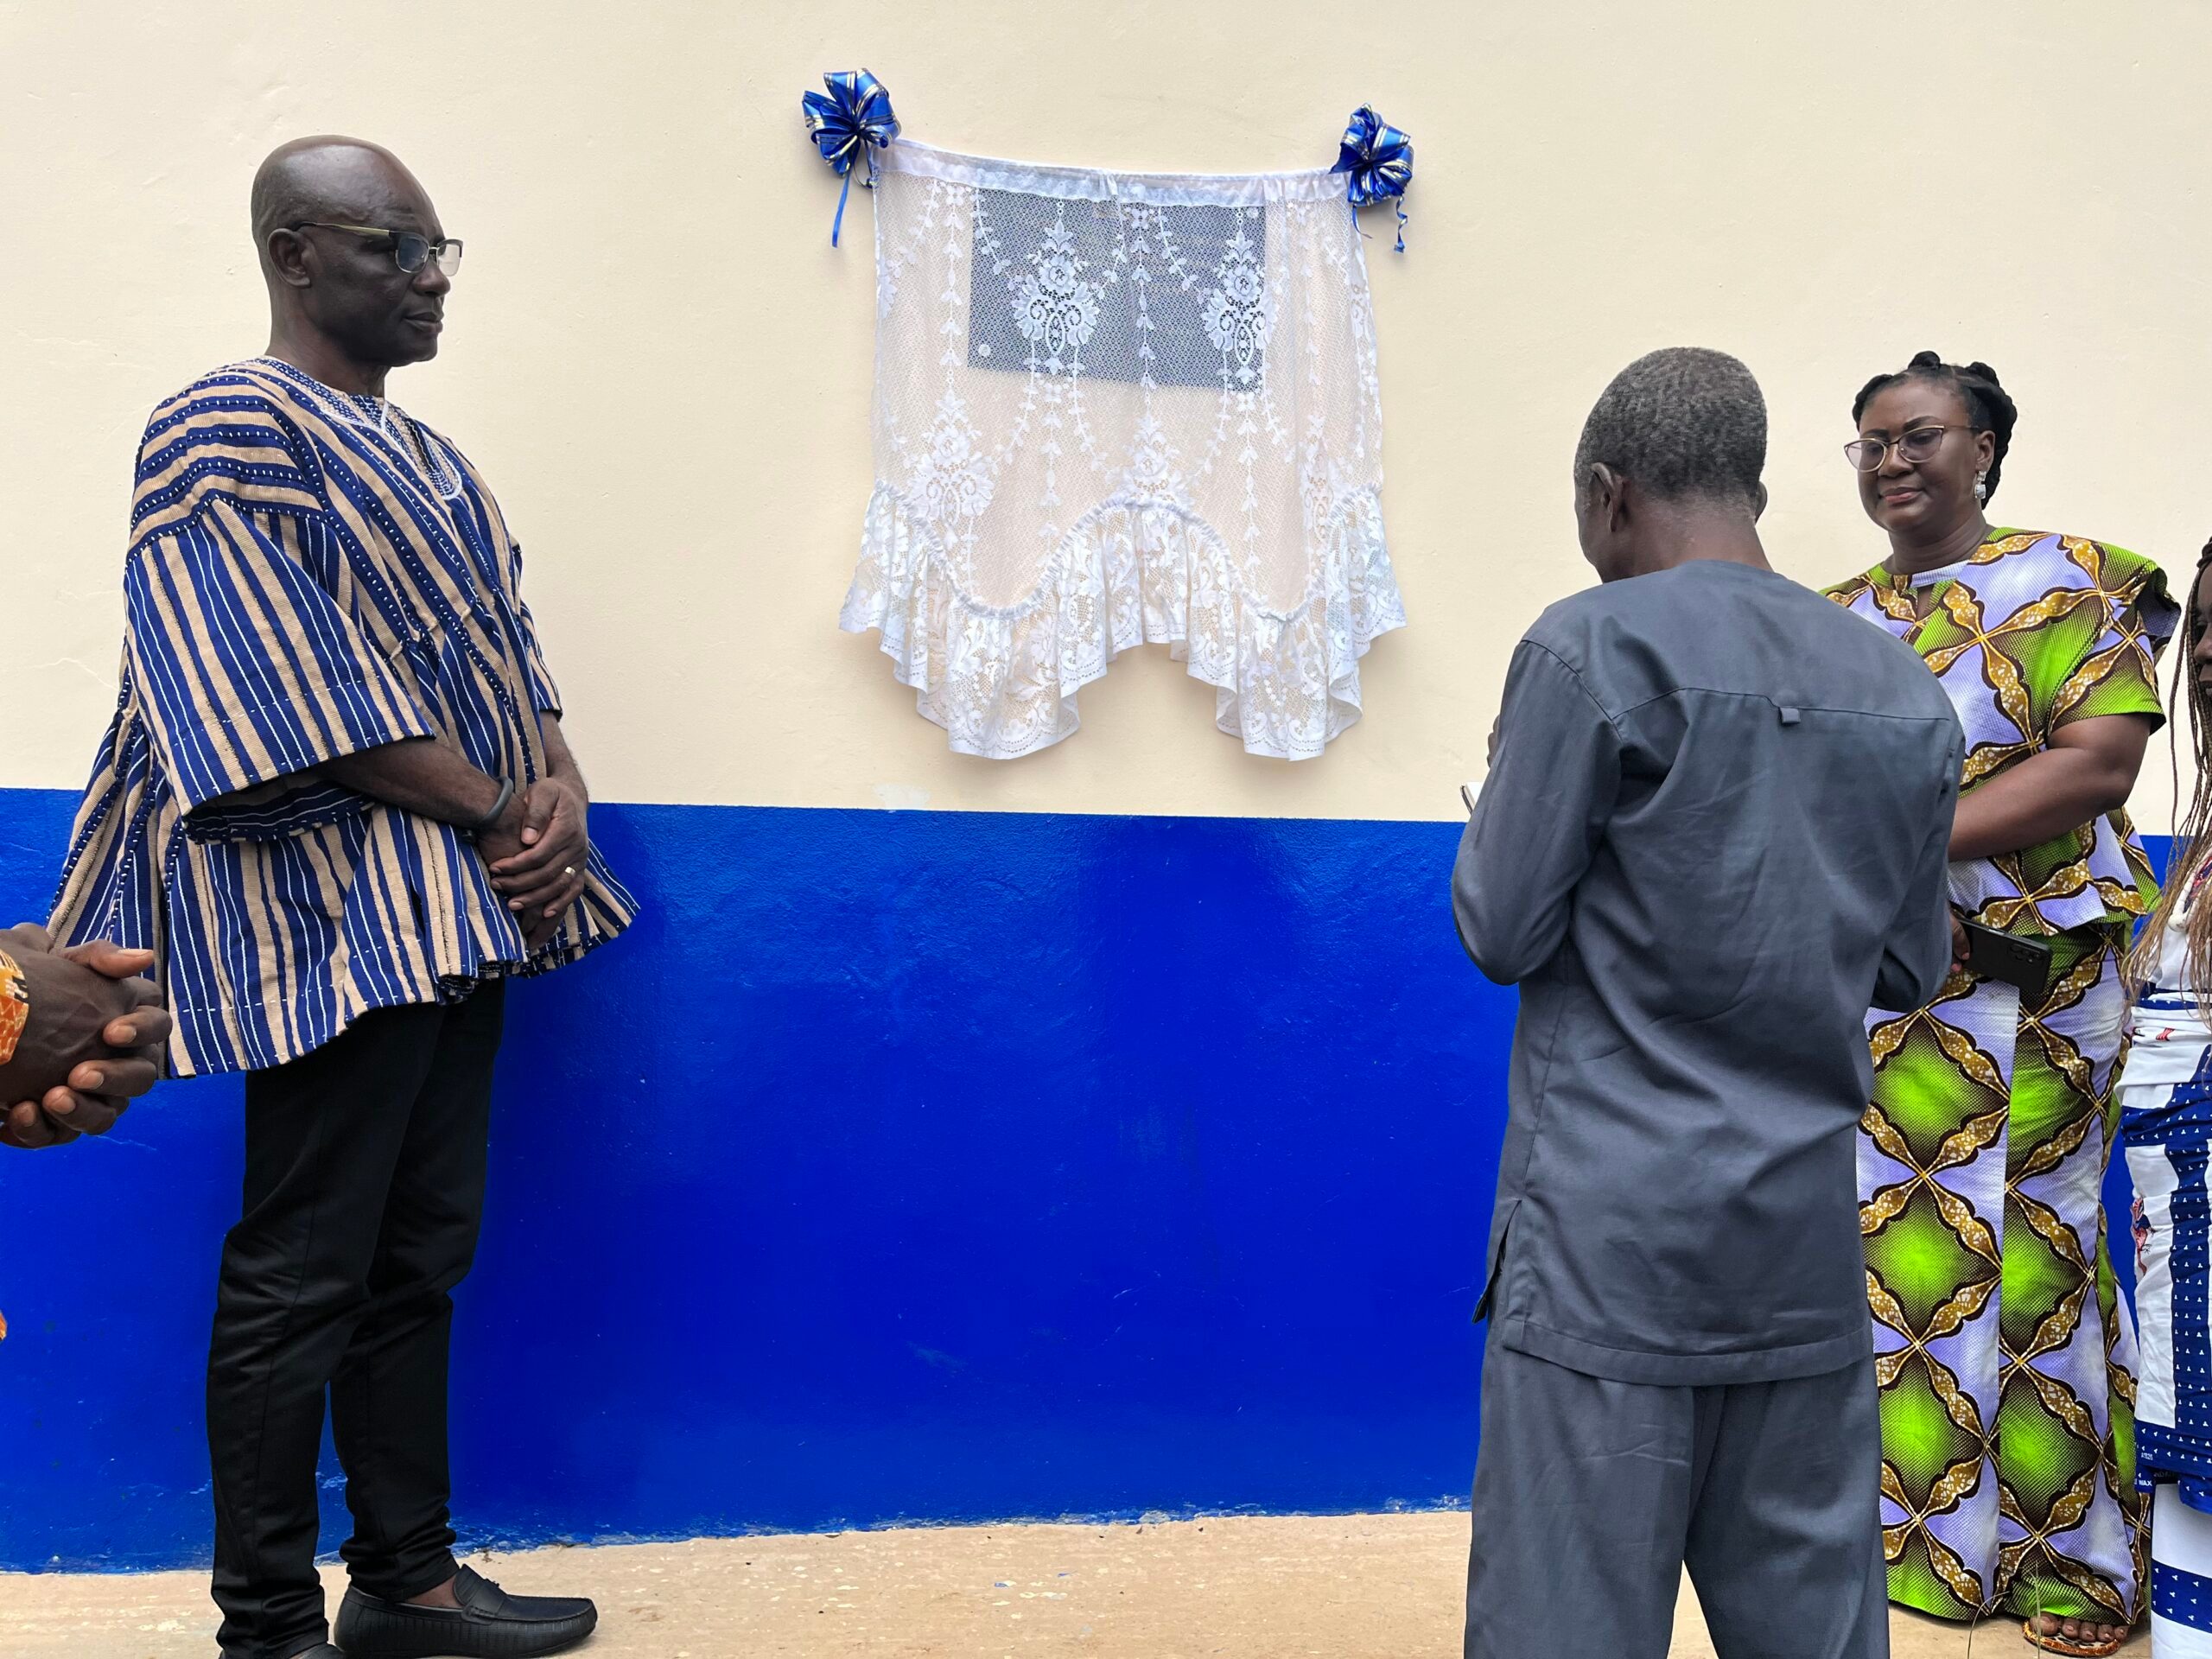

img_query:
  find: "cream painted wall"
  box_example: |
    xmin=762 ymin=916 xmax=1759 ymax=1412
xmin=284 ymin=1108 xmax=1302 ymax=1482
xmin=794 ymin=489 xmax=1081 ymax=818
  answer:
xmin=3 ymin=3 xmax=2208 ymax=825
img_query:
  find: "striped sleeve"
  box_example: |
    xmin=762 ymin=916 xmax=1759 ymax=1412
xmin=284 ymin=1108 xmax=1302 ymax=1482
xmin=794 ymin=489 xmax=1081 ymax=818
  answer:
xmin=130 ymin=383 xmax=326 ymax=546
xmin=124 ymin=499 xmax=437 ymax=812
xmin=509 ymin=541 xmax=563 ymax=715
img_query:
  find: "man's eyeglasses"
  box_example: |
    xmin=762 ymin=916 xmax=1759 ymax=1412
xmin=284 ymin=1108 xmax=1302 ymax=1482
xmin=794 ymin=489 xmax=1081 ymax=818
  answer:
xmin=291 ymin=222 xmax=464 ymax=277
xmin=1844 ymin=424 xmax=1955 ymax=472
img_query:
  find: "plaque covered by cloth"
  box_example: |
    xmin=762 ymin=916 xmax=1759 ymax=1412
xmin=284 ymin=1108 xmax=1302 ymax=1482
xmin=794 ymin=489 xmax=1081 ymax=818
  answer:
xmin=806 ymin=72 xmax=1414 ymax=760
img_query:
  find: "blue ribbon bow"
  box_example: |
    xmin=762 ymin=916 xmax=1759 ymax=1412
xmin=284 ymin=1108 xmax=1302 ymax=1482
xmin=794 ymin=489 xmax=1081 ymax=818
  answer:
xmin=1331 ymin=105 xmax=1414 ymax=252
xmin=802 ymin=69 xmax=899 ymax=247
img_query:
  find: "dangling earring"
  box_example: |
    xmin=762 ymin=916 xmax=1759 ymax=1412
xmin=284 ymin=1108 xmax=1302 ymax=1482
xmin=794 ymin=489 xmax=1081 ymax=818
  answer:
xmin=1974 ymin=473 xmax=1988 ymax=505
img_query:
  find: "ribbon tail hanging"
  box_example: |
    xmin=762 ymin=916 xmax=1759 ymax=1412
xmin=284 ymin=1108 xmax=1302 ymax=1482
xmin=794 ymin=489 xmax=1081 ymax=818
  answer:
xmin=802 ymin=70 xmax=900 ymax=251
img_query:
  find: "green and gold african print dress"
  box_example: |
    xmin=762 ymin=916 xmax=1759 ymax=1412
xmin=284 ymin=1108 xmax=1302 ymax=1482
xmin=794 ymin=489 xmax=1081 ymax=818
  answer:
xmin=1827 ymin=531 xmax=2176 ymax=1629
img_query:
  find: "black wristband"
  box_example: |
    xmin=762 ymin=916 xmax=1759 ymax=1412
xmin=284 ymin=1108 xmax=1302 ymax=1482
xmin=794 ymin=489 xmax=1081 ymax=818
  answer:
xmin=468 ymin=777 xmax=516 ymax=837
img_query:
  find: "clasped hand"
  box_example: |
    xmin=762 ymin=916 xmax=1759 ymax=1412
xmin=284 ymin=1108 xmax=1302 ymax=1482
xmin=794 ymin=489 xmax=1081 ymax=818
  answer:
xmin=479 ymin=778 xmax=589 ymax=950
xmin=0 ymin=925 xmax=172 ymax=1149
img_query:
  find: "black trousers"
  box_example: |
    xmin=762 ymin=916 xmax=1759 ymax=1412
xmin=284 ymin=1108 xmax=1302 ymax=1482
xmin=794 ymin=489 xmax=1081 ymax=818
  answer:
xmin=208 ymin=984 xmax=505 ymax=1659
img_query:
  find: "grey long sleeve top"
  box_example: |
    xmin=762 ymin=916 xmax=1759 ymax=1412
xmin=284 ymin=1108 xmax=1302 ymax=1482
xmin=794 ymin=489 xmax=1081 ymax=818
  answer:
xmin=1455 ymin=559 xmax=1963 ymax=1386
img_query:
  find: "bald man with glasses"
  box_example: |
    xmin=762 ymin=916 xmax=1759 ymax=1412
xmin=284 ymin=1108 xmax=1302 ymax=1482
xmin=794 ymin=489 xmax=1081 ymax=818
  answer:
xmin=48 ymin=137 xmax=632 ymax=1659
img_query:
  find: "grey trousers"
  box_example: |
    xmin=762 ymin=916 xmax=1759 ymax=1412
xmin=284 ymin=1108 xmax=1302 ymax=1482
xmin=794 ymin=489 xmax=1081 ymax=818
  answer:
xmin=1465 ymin=1331 xmax=1887 ymax=1659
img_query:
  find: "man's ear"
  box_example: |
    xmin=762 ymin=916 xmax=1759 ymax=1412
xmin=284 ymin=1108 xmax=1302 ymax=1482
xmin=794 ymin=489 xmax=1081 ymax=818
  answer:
xmin=1752 ymin=481 xmax=1769 ymax=523
xmin=1589 ymin=463 xmax=1630 ymax=534
xmin=264 ymin=229 xmax=314 ymax=290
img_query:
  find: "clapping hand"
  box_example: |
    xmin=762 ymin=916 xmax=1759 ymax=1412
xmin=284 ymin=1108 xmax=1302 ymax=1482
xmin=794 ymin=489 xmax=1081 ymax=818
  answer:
xmin=0 ymin=926 xmax=172 ymax=1149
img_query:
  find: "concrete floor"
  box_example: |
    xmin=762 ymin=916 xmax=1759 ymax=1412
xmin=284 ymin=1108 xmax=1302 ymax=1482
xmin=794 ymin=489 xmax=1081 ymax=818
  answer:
xmin=0 ymin=1512 xmax=2145 ymax=1657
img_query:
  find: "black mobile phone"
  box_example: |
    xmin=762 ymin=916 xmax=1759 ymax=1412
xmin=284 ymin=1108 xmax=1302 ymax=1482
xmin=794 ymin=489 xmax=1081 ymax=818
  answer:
xmin=1961 ymin=921 xmax=2053 ymax=1002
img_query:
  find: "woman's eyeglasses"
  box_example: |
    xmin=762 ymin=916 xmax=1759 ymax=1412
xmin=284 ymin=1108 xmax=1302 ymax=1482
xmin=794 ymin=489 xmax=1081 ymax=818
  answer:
xmin=290 ymin=222 xmax=464 ymax=278
xmin=1844 ymin=424 xmax=1953 ymax=472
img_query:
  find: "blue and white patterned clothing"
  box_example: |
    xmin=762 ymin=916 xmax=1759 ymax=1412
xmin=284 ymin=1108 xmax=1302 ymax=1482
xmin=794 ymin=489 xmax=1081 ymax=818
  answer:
xmin=2153 ymin=1488 xmax=2212 ymax=1656
xmin=2120 ymin=855 xmax=2212 ymax=1649
xmin=48 ymin=358 xmax=636 ymax=1076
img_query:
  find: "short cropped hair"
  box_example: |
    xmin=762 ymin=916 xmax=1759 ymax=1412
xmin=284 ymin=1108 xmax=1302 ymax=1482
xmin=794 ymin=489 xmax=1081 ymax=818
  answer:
xmin=1572 ymin=347 xmax=1767 ymax=510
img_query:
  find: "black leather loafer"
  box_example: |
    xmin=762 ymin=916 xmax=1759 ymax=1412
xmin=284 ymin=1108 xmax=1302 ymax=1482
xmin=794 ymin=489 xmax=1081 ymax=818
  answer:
xmin=334 ymin=1565 xmax=597 ymax=1657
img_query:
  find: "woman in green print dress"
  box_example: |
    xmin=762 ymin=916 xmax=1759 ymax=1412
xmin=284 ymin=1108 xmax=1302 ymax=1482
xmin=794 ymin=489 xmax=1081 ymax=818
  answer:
xmin=1826 ymin=352 xmax=2176 ymax=1657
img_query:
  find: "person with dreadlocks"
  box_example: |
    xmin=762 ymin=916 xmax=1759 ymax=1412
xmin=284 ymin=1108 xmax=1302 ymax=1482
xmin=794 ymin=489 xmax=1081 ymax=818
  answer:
xmin=1827 ymin=352 xmax=2176 ymax=1656
xmin=2118 ymin=544 xmax=2212 ymax=1658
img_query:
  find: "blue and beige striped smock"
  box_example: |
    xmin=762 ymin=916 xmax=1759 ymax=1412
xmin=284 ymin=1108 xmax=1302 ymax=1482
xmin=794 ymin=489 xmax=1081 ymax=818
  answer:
xmin=48 ymin=358 xmax=635 ymax=1076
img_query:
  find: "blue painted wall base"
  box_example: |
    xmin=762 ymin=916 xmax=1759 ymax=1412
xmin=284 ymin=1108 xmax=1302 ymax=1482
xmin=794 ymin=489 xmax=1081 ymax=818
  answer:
xmin=0 ymin=793 xmax=1507 ymax=1571
xmin=0 ymin=791 xmax=2152 ymax=1570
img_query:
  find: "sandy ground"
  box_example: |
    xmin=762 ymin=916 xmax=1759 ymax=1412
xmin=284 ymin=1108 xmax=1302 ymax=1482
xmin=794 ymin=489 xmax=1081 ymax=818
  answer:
xmin=0 ymin=1511 xmax=2145 ymax=1657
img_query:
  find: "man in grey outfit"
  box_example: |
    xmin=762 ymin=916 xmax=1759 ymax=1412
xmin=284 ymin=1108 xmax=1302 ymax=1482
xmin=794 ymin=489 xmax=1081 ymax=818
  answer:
xmin=1454 ymin=348 xmax=1963 ymax=1659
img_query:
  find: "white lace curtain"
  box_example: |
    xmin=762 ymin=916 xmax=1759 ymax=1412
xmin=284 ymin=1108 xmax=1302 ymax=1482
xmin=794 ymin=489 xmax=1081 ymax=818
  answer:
xmin=840 ymin=139 xmax=1404 ymax=760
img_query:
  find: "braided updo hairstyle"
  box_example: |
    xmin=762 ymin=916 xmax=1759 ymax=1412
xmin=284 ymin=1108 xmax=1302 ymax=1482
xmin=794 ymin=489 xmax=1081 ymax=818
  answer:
xmin=1851 ymin=351 xmax=2019 ymax=502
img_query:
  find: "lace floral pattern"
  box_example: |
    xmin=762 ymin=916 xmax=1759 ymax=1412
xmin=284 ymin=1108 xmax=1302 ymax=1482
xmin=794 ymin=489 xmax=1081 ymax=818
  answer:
xmin=1202 ymin=226 xmax=1271 ymax=387
xmin=845 ymin=140 xmax=1401 ymax=760
xmin=911 ymin=388 xmax=994 ymax=569
xmin=1010 ymin=211 xmax=1102 ymax=373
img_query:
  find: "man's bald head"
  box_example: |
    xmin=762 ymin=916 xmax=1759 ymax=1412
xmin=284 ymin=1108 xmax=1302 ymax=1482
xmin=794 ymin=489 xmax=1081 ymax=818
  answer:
xmin=251 ymin=137 xmax=451 ymax=381
xmin=250 ymin=137 xmax=431 ymax=252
